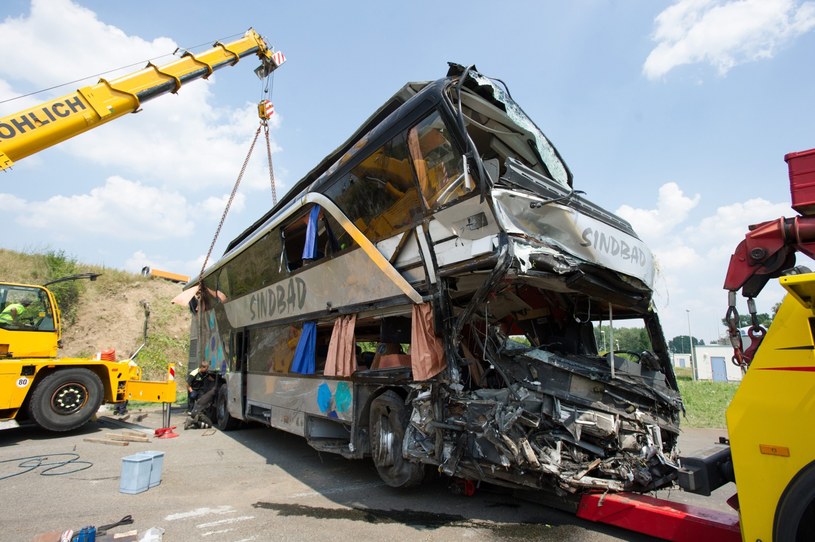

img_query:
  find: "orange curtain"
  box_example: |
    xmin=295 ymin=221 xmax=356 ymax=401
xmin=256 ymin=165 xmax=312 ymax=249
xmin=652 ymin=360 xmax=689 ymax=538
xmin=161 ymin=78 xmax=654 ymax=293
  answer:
xmin=411 ymin=303 xmax=446 ymax=381
xmin=324 ymin=314 xmax=357 ymax=377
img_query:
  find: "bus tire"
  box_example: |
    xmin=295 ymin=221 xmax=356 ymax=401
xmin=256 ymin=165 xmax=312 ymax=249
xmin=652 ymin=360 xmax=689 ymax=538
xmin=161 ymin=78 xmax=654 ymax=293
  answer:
xmin=215 ymin=385 xmax=239 ymax=431
xmin=774 ymin=461 xmax=815 ymax=542
xmin=369 ymin=390 xmax=424 ymax=488
xmin=29 ymin=368 xmax=103 ymax=432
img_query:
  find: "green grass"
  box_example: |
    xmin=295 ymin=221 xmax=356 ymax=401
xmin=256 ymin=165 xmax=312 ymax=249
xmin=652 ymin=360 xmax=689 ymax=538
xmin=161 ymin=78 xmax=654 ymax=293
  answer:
xmin=677 ymin=378 xmax=740 ymax=428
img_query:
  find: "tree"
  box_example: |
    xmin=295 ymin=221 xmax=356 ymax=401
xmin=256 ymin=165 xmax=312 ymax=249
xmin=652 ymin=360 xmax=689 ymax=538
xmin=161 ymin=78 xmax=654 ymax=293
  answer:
xmin=668 ymin=335 xmax=704 ymax=354
xmin=595 ymin=325 xmax=651 ymax=352
xmin=720 ymin=312 xmax=772 ymax=329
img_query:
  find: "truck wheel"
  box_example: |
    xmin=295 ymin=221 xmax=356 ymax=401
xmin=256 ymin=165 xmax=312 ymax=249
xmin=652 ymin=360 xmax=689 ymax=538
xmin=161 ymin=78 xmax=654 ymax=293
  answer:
xmin=775 ymin=461 xmax=815 ymax=542
xmin=29 ymin=368 xmax=104 ymax=432
xmin=369 ymin=390 xmax=424 ymax=488
xmin=215 ymin=386 xmax=239 ymax=431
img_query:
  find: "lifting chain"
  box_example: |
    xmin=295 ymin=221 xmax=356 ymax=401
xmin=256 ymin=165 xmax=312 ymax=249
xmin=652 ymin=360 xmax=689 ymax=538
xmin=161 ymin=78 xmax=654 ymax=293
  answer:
xmin=725 ymin=290 xmax=766 ymax=368
xmin=197 ymin=124 xmax=263 ymax=283
xmin=263 ymin=120 xmax=277 ymax=206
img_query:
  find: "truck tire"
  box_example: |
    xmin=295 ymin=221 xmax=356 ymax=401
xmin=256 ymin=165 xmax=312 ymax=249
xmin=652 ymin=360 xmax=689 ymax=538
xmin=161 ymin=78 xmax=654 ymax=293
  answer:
xmin=369 ymin=390 xmax=424 ymax=488
xmin=775 ymin=461 xmax=815 ymax=542
xmin=215 ymin=385 xmax=239 ymax=431
xmin=29 ymin=368 xmax=104 ymax=432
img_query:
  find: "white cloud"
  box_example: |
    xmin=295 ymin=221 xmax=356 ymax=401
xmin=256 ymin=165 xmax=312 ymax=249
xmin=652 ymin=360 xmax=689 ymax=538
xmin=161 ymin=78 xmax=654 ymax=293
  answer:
xmin=0 ymin=0 xmax=176 ymax=86
xmin=0 ymin=193 xmax=27 ymax=212
xmin=16 ymin=176 xmax=194 ymax=240
xmin=618 ymin=181 xmax=793 ymax=340
xmin=643 ymin=0 xmax=815 ymax=79
xmin=692 ymin=197 xmax=792 ymax=258
xmin=195 ymin=192 xmax=247 ymax=220
xmin=617 ymin=182 xmax=700 ymax=242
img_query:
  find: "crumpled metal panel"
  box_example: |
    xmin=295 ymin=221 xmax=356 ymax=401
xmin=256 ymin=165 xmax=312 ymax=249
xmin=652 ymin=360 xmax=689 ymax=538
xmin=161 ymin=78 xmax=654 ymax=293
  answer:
xmin=491 ymin=189 xmax=655 ymax=289
xmin=404 ymin=341 xmax=680 ymax=494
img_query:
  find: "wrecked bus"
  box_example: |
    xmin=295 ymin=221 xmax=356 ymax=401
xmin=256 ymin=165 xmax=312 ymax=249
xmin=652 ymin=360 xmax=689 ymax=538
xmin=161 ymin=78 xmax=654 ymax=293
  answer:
xmin=184 ymin=63 xmax=683 ymax=497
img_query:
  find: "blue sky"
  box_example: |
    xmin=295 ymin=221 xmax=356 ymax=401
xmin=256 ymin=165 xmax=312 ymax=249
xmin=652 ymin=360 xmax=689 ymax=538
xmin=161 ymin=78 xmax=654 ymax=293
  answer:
xmin=1 ymin=0 xmax=814 ymax=343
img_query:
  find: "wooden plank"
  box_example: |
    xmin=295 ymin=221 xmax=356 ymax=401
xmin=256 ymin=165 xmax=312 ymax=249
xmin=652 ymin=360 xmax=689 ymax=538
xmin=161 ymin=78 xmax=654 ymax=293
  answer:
xmin=108 ymin=434 xmax=150 ymax=443
xmin=83 ymin=438 xmax=129 ymax=446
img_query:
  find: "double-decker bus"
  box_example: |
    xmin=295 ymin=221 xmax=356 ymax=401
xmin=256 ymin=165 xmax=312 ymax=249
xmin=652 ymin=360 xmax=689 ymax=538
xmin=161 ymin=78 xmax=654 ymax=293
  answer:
xmin=182 ymin=63 xmax=683 ymax=495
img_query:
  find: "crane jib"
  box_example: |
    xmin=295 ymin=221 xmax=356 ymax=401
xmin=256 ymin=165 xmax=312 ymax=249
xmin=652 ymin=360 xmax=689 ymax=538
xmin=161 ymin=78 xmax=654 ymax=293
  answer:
xmin=0 ymin=96 xmax=87 ymax=140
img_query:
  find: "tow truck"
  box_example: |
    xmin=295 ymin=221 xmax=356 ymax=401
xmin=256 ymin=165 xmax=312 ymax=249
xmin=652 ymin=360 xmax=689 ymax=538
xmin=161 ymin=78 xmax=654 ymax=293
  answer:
xmin=0 ymin=29 xmax=285 ymax=431
xmin=576 ymin=148 xmax=815 ymax=541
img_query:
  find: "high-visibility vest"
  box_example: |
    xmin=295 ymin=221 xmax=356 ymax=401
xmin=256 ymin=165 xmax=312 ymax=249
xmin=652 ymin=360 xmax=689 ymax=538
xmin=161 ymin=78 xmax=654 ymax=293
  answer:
xmin=0 ymin=303 xmax=24 ymax=324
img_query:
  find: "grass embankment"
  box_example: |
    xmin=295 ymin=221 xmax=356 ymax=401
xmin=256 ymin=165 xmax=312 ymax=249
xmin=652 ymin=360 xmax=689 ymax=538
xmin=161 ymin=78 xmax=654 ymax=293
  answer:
xmin=675 ymin=367 xmax=739 ymax=428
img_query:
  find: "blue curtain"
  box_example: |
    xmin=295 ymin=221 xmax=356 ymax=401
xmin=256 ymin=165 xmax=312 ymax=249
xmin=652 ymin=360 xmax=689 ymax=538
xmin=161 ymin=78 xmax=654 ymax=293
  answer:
xmin=302 ymin=205 xmax=321 ymax=260
xmin=291 ymin=321 xmax=316 ymax=374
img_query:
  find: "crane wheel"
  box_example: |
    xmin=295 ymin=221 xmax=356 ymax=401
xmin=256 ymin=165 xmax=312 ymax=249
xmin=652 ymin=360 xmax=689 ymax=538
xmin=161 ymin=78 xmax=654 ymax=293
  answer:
xmin=29 ymin=368 xmax=104 ymax=432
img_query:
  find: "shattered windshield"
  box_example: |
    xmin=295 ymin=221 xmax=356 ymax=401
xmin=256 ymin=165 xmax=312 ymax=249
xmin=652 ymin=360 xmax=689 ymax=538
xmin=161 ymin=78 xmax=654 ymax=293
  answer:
xmin=461 ymin=72 xmax=570 ymax=187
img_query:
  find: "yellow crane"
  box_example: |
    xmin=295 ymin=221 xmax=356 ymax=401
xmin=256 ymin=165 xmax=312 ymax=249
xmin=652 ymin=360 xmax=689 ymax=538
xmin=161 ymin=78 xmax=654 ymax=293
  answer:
xmin=0 ymin=28 xmax=284 ymax=171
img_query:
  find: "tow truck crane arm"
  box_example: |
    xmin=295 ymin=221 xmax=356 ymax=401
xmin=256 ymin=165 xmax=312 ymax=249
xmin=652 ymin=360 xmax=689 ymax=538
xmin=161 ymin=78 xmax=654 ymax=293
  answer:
xmin=723 ymin=215 xmax=815 ymax=298
xmin=0 ymin=28 xmax=284 ymax=171
xmin=723 ymin=148 xmax=815 ymax=366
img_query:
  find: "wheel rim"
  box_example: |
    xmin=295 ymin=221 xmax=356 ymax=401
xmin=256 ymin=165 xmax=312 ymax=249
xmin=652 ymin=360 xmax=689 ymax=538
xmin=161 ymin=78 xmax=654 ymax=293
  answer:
xmin=50 ymin=382 xmax=89 ymax=415
xmin=374 ymin=413 xmax=396 ymax=467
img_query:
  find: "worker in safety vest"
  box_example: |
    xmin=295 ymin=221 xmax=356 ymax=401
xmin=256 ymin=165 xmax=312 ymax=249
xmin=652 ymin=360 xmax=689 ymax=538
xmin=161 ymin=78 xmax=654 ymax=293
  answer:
xmin=0 ymin=297 xmax=32 ymax=325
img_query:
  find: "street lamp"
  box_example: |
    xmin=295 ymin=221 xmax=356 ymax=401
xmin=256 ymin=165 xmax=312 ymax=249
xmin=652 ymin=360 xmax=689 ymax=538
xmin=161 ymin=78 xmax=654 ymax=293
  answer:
xmin=687 ymin=309 xmax=697 ymax=381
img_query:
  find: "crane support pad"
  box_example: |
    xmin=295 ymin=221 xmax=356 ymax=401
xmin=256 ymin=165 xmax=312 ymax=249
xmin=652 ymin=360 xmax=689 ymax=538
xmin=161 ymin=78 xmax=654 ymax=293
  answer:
xmin=577 ymin=492 xmax=741 ymax=542
xmin=125 ymin=380 xmax=177 ymax=404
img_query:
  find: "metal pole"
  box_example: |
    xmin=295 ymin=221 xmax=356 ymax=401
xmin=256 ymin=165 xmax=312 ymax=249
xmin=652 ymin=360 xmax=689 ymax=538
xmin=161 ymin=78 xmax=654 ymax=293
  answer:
xmin=687 ymin=309 xmax=697 ymax=381
xmin=608 ymin=304 xmax=615 ymax=379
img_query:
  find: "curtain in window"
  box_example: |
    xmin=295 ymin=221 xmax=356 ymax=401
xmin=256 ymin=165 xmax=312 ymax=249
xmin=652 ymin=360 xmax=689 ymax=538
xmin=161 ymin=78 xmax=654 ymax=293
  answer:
xmin=324 ymin=314 xmax=357 ymax=377
xmin=291 ymin=321 xmax=316 ymax=374
xmin=411 ymin=302 xmax=446 ymax=380
xmin=302 ymin=205 xmax=321 ymax=260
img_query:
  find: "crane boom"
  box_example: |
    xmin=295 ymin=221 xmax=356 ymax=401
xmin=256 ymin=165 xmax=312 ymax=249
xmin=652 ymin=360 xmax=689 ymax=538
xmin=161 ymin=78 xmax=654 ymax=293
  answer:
xmin=0 ymin=28 xmax=284 ymax=171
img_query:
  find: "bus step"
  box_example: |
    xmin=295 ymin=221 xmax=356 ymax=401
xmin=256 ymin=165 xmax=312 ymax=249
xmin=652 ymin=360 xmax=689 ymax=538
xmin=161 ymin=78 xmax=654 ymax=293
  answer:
xmin=308 ymin=438 xmax=353 ymax=456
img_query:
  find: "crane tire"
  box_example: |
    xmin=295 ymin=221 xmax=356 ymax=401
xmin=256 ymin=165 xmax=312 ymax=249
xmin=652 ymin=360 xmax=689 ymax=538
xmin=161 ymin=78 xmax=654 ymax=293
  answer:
xmin=29 ymin=368 xmax=104 ymax=432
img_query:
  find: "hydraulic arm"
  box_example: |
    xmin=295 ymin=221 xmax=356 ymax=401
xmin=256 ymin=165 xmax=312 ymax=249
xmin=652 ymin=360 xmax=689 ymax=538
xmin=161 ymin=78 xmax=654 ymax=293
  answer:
xmin=0 ymin=28 xmax=284 ymax=171
xmin=723 ymin=148 xmax=815 ymax=366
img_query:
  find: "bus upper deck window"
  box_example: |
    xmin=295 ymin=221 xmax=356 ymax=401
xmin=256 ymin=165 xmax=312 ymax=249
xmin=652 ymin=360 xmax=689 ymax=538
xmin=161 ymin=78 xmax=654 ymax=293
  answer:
xmin=408 ymin=113 xmax=469 ymax=208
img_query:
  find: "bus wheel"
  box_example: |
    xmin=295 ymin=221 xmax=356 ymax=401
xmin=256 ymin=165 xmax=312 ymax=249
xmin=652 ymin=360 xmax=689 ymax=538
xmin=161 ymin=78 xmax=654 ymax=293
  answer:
xmin=369 ymin=390 xmax=424 ymax=488
xmin=29 ymin=368 xmax=103 ymax=432
xmin=215 ymin=386 xmax=240 ymax=431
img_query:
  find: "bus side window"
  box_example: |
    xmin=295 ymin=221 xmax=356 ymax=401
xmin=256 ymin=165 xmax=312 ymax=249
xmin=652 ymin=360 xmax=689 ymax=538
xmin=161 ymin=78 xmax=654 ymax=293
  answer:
xmin=325 ymin=131 xmax=421 ymax=243
xmin=408 ymin=112 xmax=469 ymax=208
xmin=282 ymin=205 xmax=339 ymax=272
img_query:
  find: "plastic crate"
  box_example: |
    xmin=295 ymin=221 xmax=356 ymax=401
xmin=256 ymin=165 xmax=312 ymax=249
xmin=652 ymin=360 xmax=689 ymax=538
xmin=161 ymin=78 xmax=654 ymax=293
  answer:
xmin=120 ymin=453 xmax=151 ymax=494
xmin=141 ymin=450 xmax=165 ymax=488
xmin=786 ymin=148 xmax=815 ymax=215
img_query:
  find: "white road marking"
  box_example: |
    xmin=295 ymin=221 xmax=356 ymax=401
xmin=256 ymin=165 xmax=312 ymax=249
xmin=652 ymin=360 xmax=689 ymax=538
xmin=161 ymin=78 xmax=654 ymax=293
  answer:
xmin=164 ymin=505 xmax=234 ymax=521
xmin=197 ymin=516 xmax=255 ymax=529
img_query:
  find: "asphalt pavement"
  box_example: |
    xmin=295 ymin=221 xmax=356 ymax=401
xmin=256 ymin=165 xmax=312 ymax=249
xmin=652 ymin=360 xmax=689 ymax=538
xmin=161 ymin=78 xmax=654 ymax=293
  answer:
xmin=0 ymin=407 xmax=736 ymax=542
